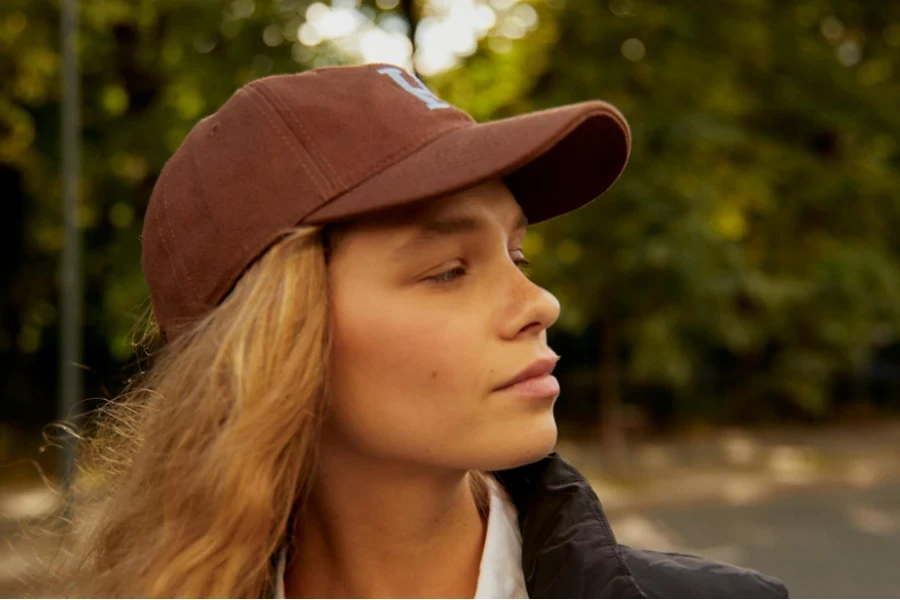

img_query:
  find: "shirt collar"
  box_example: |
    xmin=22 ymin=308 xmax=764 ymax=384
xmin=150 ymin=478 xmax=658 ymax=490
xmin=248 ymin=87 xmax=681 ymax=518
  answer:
xmin=474 ymin=476 xmax=529 ymax=599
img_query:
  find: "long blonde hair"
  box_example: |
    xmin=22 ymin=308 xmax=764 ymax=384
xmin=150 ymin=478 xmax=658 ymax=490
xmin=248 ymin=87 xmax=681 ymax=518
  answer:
xmin=43 ymin=226 xmax=330 ymax=597
xmin=40 ymin=224 xmax=489 ymax=598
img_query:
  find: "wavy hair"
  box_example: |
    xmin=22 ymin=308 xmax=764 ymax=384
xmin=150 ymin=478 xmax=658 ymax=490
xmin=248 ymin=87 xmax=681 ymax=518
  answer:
xmin=37 ymin=224 xmax=489 ymax=598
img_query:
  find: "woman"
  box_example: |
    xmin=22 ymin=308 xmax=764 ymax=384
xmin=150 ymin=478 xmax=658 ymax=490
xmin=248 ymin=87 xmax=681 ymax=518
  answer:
xmin=53 ymin=63 xmax=787 ymax=598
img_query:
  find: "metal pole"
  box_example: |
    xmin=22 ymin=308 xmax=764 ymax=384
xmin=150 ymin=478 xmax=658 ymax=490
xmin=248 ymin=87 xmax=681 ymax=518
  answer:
xmin=58 ymin=0 xmax=82 ymax=494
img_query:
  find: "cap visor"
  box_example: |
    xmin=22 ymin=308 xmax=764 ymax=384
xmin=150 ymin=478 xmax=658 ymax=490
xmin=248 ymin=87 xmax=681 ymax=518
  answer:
xmin=303 ymin=100 xmax=630 ymax=226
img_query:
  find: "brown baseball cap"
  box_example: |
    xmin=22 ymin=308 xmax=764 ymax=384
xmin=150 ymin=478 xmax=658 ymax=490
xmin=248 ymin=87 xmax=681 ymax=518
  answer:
xmin=141 ymin=62 xmax=630 ymax=341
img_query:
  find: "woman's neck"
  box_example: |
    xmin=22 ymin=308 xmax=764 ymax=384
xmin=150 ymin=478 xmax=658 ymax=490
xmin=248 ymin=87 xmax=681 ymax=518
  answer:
xmin=284 ymin=449 xmax=488 ymax=598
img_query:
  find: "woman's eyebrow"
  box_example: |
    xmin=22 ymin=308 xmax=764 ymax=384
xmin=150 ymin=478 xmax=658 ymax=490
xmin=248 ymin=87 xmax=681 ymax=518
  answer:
xmin=390 ymin=212 xmax=528 ymax=262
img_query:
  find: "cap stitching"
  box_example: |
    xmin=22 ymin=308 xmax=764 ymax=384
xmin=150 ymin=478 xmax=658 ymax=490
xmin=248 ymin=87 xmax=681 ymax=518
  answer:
xmin=330 ymin=120 xmax=473 ymax=200
xmin=243 ymin=87 xmax=328 ymax=200
xmin=302 ymin=120 xmax=471 ymax=222
xmin=255 ymin=83 xmax=340 ymax=187
xmin=157 ymin=174 xmax=201 ymax=318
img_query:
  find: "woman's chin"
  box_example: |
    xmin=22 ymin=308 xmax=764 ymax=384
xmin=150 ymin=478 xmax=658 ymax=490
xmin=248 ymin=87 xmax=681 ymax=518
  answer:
xmin=476 ymin=415 xmax=559 ymax=471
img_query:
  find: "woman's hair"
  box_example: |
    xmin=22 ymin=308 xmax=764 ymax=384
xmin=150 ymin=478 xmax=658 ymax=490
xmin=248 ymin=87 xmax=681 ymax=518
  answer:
xmin=37 ymin=225 xmax=489 ymax=598
xmin=43 ymin=226 xmax=331 ymax=597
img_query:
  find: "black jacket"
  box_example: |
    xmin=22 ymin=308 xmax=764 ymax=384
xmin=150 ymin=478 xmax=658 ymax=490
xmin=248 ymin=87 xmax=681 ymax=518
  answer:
xmin=492 ymin=453 xmax=789 ymax=599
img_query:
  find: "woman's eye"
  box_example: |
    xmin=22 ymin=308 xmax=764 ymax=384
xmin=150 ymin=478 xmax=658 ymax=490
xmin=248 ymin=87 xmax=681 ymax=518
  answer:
xmin=429 ymin=265 xmax=467 ymax=284
xmin=428 ymin=254 xmax=531 ymax=284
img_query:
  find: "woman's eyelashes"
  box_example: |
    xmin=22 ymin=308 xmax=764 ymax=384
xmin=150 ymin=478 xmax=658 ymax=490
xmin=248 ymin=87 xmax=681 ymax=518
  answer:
xmin=427 ymin=253 xmax=531 ymax=284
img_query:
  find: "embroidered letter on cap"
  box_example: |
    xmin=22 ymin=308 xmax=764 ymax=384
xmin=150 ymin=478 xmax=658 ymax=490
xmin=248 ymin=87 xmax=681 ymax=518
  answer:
xmin=377 ymin=67 xmax=451 ymax=110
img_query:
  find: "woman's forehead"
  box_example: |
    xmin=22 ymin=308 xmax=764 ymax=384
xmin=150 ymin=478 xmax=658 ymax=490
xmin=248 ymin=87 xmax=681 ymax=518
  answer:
xmin=326 ymin=179 xmax=526 ymax=263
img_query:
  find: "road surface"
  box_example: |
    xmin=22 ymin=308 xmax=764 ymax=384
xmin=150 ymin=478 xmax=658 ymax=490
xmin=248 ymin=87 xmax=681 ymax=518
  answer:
xmin=607 ymin=479 xmax=900 ymax=598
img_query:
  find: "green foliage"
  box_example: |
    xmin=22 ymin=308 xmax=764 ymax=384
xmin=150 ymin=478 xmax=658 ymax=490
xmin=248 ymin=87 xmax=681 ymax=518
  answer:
xmin=1 ymin=0 xmax=316 ymax=420
xmin=434 ymin=0 xmax=900 ymax=419
xmin=3 ymin=0 xmax=900 ymax=425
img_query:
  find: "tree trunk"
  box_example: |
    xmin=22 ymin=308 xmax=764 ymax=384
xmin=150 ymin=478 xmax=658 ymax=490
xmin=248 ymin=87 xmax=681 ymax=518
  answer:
xmin=399 ymin=0 xmax=419 ymax=75
xmin=598 ymin=320 xmax=628 ymax=476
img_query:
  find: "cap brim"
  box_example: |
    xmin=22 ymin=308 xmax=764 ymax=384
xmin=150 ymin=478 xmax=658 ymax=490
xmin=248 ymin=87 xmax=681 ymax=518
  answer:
xmin=303 ymin=100 xmax=630 ymax=226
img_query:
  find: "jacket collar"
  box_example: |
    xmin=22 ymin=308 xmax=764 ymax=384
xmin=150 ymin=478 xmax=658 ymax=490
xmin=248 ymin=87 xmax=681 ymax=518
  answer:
xmin=492 ymin=452 xmax=646 ymax=598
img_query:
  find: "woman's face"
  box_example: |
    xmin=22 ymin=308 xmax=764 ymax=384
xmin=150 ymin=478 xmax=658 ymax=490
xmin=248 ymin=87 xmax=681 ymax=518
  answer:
xmin=325 ymin=179 xmax=561 ymax=472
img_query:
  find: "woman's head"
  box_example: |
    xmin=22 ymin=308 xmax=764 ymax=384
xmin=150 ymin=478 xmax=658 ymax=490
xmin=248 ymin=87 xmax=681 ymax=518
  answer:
xmin=325 ymin=178 xmax=560 ymax=473
xmin=48 ymin=63 xmax=629 ymax=598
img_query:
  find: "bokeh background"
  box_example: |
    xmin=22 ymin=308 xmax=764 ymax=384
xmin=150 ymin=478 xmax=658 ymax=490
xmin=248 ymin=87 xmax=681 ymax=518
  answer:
xmin=2 ymin=0 xmax=900 ymax=596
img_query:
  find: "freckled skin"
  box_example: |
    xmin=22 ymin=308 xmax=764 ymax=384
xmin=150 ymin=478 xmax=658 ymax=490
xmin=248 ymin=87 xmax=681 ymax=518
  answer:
xmin=323 ymin=179 xmax=562 ymax=472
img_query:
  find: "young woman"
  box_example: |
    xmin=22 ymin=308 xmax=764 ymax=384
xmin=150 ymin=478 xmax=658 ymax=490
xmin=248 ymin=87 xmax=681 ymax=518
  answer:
xmin=52 ymin=63 xmax=788 ymax=598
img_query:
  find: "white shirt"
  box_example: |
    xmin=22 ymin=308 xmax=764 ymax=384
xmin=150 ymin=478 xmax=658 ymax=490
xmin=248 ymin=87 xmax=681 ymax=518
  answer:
xmin=274 ymin=476 xmax=529 ymax=599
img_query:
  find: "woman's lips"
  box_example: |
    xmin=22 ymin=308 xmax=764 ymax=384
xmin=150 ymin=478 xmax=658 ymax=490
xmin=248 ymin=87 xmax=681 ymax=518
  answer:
xmin=494 ymin=373 xmax=560 ymax=398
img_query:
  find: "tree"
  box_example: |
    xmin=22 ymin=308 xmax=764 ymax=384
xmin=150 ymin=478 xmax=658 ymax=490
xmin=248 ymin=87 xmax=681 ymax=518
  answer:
xmin=3 ymin=0 xmax=900 ymax=455
xmin=430 ymin=0 xmax=900 ymax=467
xmin=0 ymin=0 xmax=317 ymax=424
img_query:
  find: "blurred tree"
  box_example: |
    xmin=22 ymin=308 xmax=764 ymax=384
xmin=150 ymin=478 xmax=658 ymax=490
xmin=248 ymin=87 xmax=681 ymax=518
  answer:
xmin=0 ymin=0 xmax=316 ymax=425
xmin=2 ymin=0 xmax=900 ymax=464
xmin=431 ymin=0 xmax=900 ymax=465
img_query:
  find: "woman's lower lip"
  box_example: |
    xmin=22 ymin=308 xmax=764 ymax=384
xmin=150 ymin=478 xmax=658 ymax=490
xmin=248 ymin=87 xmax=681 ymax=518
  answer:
xmin=496 ymin=374 xmax=560 ymax=398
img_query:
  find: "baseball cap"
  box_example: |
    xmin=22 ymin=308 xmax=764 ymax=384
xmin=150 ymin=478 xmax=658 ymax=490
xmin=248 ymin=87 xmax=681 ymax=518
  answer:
xmin=141 ymin=63 xmax=631 ymax=341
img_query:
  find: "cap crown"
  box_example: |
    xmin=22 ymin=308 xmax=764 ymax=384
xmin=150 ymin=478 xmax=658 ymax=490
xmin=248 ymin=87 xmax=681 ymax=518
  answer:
xmin=142 ymin=64 xmax=472 ymax=339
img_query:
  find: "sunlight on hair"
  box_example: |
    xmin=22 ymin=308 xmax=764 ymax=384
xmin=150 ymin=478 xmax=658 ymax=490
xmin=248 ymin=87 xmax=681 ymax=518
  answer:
xmin=28 ymin=227 xmax=332 ymax=598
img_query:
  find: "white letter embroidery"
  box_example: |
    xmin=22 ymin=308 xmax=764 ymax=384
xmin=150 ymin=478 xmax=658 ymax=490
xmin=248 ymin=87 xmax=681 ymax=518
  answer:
xmin=377 ymin=67 xmax=451 ymax=110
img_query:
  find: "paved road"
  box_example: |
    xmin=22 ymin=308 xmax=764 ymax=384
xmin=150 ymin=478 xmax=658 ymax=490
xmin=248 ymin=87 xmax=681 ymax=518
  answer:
xmin=607 ymin=479 xmax=900 ymax=598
